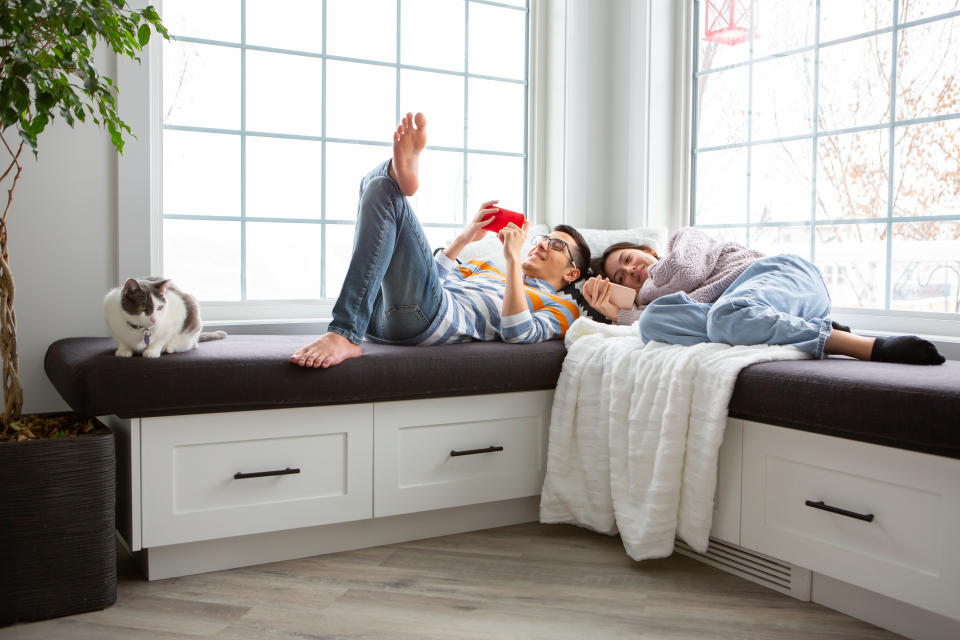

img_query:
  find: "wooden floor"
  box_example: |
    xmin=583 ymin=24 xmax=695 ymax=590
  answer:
xmin=4 ymin=522 xmax=900 ymax=639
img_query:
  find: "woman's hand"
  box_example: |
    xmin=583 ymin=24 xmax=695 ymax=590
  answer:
xmin=582 ymin=276 xmax=623 ymax=322
xmin=460 ymin=200 xmax=499 ymax=244
xmin=499 ymin=221 xmax=528 ymax=265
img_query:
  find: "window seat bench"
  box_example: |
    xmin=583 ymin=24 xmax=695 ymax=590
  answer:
xmin=44 ymin=336 xmax=960 ymax=632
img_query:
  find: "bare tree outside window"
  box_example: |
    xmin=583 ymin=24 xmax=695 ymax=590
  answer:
xmin=693 ymin=0 xmax=960 ymax=313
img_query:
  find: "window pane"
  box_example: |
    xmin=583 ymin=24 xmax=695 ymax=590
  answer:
xmin=163 ymin=42 xmax=240 ymax=129
xmin=696 ymin=67 xmax=748 ymax=148
xmin=467 ymin=79 xmax=524 ymax=153
xmin=704 ymin=226 xmax=748 ymax=245
xmin=422 ymin=226 xmax=458 ymax=254
xmin=897 ymin=15 xmax=960 ymax=121
xmin=326 ymin=61 xmax=397 ymax=142
xmin=246 ymin=222 xmax=323 ymax=300
xmin=751 ymin=53 xmax=813 ymax=140
xmin=753 ymin=0 xmax=816 ymax=58
xmin=325 ymin=144 xmax=391 ymax=221
xmin=750 ymin=225 xmax=812 ymax=260
xmin=163 ymin=131 xmax=240 ymax=217
xmin=409 ymin=150 xmax=464 ymax=224
xmin=246 ymin=51 xmax=323 ymax=136
xmin=816 ymin=129 xmax=889 ymax=220
xmin=469 ymin=3 xmax=525 ymax=80
xmin=399 ymin=70 xmax=464 ymax=149
xmin=163 ymin=220 xmax=241 ymax=301
xmin=163 ymin=0 xmax=239 ymax=42
xmin=246 ymin=137 xmax=323 ymax=219
xmin=698 ymin=1 xmax=751 ymax=71
xmin=401 ymin=0 xmax=464 ymax=71
xmin=816 ymin=223 xmax=887 ymax=308
xmin=324 ymin=223 xmax=356 ymax=298
xmin=900 ymin=0 xmax=960 ymax=22
xmin=246 ymin=0 xmax=323 ymax=53
xmin=893 ymin=120 xmax=960 ymax=218
xmin=892 ymin=221 xmax=960 ymax=313
xmin=695 ymin=148 xmax=747 ymax=225
xmin=467 ymin=154 xmax=524 ymax=220
xmin=820 ymin=0 xmax=893 ymax=43
xmin=818 ymin=35 xmax=892 ymax=132
xmin=751 ymin=141 xmax=812 ymax=223
xmin=326 ymin=0 xmax=396 ymax=62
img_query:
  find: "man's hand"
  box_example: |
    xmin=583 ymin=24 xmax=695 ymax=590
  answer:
xmin=499 ymin=221 xmax=528 ymax=265
xmin=462 ymin=200 xmax=499 ymax=244
xmin=443 ymin=200 xmax=498 ymax=262
xmin=582 ymin=276 xmax=622 ymax=322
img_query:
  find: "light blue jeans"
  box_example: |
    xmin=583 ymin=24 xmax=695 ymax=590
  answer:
xmin=327 ymin=160 xmax=443 ymax=345
xmin=638 ymin=254 xmax=833 ymax=358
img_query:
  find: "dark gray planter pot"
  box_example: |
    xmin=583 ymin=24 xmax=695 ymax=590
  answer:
xmin=0 ymin=417 xmax=116 ymax=626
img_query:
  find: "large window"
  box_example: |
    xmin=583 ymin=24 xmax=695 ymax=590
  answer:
xmin=692 ymin=0 xmax=960 ymax=314
xmin=160 ymin=0 xmax=529 ymax=303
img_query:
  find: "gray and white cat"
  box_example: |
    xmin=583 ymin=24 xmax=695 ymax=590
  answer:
xmin=104 ymin=277 xmax=226 ymax=358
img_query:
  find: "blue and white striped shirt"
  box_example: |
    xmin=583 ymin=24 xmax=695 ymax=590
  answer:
xmin=413 ymin=253 xmax=582 ymax=345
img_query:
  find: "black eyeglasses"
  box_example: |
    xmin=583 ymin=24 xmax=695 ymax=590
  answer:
xmin=532 ymin=235 xmax=578 ymax=269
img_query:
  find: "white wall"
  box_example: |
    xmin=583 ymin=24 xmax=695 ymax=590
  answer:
xmin=8 ymin=60 xmax=119 ymax=414
xmin=553 ymin=0 xmax=683 ymax=234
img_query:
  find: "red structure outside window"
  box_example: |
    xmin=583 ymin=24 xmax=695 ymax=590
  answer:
xmin=704 ymin=0 xmax=753 ymax=46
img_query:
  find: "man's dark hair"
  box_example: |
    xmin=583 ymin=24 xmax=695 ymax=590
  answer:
xmin=553 ymin=224 xmax=590 ymax=282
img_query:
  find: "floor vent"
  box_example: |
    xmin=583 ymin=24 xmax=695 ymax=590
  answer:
xmin=675 ymin=538 xmax=812 ymax=601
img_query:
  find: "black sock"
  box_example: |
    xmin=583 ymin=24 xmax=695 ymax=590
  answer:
xmin=871 ymin=336 xmax=945 ymax=365
xmin=831 ymin=320 xmax=851 ymax=333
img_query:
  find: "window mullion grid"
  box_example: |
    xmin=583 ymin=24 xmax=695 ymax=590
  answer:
xmin=240 ymin=0 xmax=247 ymax=301
xmin=396 ymin=0 xmax=402 ymax=127
xmin=690 ymin=0 xmax=701 ymax=226
xmin=462 ymin=1 xmax=471 ymax=227
xmin=321 ymin=0 xmax=328 ymax=299
xmin=885 ymin=0 xmax=900 ymax=311
xmin=523 ymin=0 xmax=530 ymax=216
xmin=810 ymin=0 xmax=821 ymax=264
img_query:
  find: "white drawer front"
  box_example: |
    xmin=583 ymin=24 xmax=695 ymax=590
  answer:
xmin=374 ymin=391 xmax=552 ymax=517
xmin=741 ymin=421 xmax=960 ymax=620
xmin=142 ymin=405 xmax=373 ymax=547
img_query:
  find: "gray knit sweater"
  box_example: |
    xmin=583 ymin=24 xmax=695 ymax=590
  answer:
xmin=615 ymin=227 xmax=764 ymax=326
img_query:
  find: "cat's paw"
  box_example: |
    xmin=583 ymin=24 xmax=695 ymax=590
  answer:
xmin=115 ymin=347 xmax=134 ymax=357
xmin=142 ymin=348 xmax=162 ymax=359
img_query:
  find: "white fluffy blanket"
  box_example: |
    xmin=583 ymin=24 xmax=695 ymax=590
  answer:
xmin=540 ymin=317 xmax=809 ymax=560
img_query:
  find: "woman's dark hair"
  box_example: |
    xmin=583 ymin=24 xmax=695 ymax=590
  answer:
xmin=591 ymin=242 xmax=659 ymax=280
xmin=553 ymin=224 xmax=591 ymax=283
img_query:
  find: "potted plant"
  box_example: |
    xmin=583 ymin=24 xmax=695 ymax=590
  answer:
xmin=0 ymin=0 xmax=166 ymax=626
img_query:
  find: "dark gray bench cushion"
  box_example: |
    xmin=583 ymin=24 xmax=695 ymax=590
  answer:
xmin=45 ymin=336 xmax=960 ymax=460
xmin=44 ymin=336 xmax=566 ymax=419
xmin=729 ymin=358 xmax=960 ymax=460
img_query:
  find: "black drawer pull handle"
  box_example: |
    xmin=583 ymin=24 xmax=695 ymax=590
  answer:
xmin=234 ymin=467 xmax=301 ymax=480
xmin=804 ymin=500 xmax=874 ymax=522
xmin=450 ymin=445 xmax=504 ymax=457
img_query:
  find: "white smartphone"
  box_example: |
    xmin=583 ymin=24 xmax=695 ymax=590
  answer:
xmin=608 ymin=282 xmax=637 ymax=309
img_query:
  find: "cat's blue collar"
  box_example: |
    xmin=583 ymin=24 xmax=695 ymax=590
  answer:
xmin=126 ymin=321 xmax=152 ymax=345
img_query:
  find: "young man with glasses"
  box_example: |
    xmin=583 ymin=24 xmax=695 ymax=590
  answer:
xmin=292 ymin=112 xmax=591 ymax=369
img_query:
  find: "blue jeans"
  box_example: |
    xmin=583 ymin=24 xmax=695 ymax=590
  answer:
xmin=638 ymin=254 xmax=833 ymax=358
xmin=327 ymin=160 xmax=444 ymax=345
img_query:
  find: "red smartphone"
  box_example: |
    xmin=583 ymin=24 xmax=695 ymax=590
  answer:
xmin=483 ymin=206 xmax=525 ymax=233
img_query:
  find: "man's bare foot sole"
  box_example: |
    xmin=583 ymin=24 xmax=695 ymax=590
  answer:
xmin=391 ymin=112 xmax=427 ymax=196
xmin=290 ymin=332 xmax=362 ymax=368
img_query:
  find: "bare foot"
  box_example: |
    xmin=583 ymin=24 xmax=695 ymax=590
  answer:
xmin=390 ymin=112 xmax=427 ymax=196
xmin=290 ymin=332 xmax=362 ymax=368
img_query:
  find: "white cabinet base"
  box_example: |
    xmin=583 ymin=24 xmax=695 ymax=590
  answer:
xmin=131 ymin=495 xmax=539 ymax=581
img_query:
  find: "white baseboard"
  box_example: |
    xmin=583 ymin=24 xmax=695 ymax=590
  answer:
xmin=133 ymin=496 xmax=539 ymax=580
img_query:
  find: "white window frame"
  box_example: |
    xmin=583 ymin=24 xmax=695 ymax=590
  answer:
xmin=680 ymin=0 xmax=960 ymax=343
xmin=118 ymin=0 xmax=542 ymax=326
